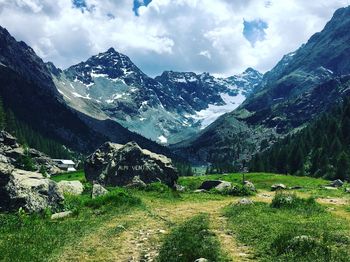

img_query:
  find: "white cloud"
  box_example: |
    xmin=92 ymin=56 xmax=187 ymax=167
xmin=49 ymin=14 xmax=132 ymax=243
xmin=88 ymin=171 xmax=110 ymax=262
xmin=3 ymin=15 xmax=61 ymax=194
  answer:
xmin=0 ymin=0 xmax=348 ymax=76
xmin=199 ymin=50 xmax=211 ymax=59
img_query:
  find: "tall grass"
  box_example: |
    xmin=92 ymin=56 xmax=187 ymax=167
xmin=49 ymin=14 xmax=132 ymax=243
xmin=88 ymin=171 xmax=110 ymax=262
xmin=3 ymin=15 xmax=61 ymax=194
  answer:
xmin=157 ymin=214 xmax=229 ymax=262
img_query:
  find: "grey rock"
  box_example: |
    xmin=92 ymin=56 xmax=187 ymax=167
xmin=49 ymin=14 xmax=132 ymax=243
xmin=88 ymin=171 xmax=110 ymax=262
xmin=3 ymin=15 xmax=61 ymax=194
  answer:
xmin=199 ymin=180 xmax=232 ymax=192
xmin=0 ymin=154 xmax=9 ymax=163
xmin=237 ymin=198 xmax=254 ymax=205
xmin=345 ymin=188 xmax=350 ymax=193
xmin=85 ymin=142 xmax=178 ymax=187
xmin=0 ymin=131 xmax=18 ymax=148
xmin=271 ymin=184 xmax=287 ymax=191
xmin=175 ymin=184 xmax=186 ymax=192
xmin=323 ymin=186 xmax=338 ymax=190
xmin=0 ymin=163 xmax=63 ymax=212
xmin=51 ymin=211 xmax=73 ymax=220
xmin=193 ymin=189 xmax=207 ymax=193
xmin=91 ymin=183 xmax=108 ymax=199
xmin=244 ymin=180 xmax=256 ymax=191
xmin=194 ymin=259 xmax=208 ymax=262
xmin=57 ymin=180 xmax=84 ymax=195
xmin=329 ymin=179 xmax=344 ymax=188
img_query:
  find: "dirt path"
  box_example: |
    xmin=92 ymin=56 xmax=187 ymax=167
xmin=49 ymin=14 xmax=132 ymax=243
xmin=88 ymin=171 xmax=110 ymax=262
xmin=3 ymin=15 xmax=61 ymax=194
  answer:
xmin=56 ymin=191 xmax=350 ymax=262
xmin=57 ymin=197 xmax=254 ymax=262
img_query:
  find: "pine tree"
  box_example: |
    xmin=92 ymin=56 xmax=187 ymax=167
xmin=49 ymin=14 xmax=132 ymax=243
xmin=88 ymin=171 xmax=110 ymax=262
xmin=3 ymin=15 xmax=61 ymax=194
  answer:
xmin=287 ymin=145 xmax=304 ymax=175
xmin=5 ymin=109 xmax=16 ymax=134
xmin=336 ymin=152 xmax=350 ymax=181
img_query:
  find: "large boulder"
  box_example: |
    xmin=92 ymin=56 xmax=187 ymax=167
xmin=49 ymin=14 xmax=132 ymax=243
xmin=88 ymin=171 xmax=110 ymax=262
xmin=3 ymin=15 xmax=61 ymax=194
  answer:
xmin=57 ymin=180 xmax=84 ymax=195
xmin=198 ymin=180 xmax=232 ymax=192
xmin=85 ymin=142 xmax=178 ymax=187
xmin=0 ymin=163 xmax=63 ymax=212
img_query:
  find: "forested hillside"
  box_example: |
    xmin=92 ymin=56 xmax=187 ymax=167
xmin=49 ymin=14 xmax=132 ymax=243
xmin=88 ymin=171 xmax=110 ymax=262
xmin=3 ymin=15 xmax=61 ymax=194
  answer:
xmin=0 ymin=97 xmax=73 ymax=158
xmin=250 ymin=98 xmax=350 ymax=181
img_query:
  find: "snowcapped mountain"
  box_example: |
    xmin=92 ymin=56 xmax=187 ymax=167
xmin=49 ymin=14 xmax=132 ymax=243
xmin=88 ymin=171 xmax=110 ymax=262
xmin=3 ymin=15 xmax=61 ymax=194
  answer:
xmin=50 ymin=48 xmax=262 ymax=144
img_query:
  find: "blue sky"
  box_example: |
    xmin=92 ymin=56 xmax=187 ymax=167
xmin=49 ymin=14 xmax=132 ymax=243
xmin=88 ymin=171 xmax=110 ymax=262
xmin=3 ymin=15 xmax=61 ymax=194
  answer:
xmin=133 ymin=0 xmax=152 ymax=15
xmin=0 ymin=0 xmax=348 ymax=77
xmin=243 ymin=19 xmax=269 ymax=47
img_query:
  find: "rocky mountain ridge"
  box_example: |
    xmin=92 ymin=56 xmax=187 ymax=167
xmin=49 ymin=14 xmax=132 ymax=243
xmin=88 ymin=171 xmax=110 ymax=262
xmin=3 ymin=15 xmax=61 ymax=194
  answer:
xmin=51 ymin=48 xmax=262 ymax=144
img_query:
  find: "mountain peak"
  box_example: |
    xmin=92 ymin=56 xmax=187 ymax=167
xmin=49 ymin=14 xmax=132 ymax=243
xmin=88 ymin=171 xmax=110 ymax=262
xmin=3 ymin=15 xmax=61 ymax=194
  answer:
xmin=106 ymin=47 xmax=117 ymax=54
xmin=244 ymin=67 xmax=259 ymax=74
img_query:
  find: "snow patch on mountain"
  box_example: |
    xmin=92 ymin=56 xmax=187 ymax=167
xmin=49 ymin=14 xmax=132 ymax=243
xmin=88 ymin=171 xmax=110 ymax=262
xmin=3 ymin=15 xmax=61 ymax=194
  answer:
xmin=194 ymin=92 xmax=246 ymax=128
xmin=158 ymin=135 xmax=168 ymax=144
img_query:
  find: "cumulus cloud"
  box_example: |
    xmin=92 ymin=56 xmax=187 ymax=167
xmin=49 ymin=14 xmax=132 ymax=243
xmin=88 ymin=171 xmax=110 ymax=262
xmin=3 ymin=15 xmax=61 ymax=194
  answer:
xmin=0 ymin=0 xmax=348 ymax=76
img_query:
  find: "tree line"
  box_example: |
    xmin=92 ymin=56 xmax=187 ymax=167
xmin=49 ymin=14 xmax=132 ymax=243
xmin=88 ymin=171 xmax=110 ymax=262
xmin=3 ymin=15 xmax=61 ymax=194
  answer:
xmin=250 ymin=98 xmax=350 ymax=181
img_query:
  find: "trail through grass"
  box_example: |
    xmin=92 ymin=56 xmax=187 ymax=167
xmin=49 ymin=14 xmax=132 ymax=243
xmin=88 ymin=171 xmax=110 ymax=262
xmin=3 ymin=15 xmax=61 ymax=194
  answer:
xmin=1 ymin=172 xmax=350 ymax=261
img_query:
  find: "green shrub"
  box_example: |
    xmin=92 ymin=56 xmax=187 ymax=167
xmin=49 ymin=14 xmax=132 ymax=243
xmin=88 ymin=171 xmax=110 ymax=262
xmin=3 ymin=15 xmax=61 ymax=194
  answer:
xmin=142 ymin=182 xmax=181 ymax=199
xmin=157 ymin=214 xmax=228 ymax=262
xmin=144 ymin=182 xmax=171 ymax=193
xmin=17 ymin=148 xmax=36 ymax=171
xmin=84 ymin=188 xmax=141 ymax=209
xmin=271 ymin=192 xmax=324 ymax=214
xmin=63 ymin=195 xmax=84 ymax=215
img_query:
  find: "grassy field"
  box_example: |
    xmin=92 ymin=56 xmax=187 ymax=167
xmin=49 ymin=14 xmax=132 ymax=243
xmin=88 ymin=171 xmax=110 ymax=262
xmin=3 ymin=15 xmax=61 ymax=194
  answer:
xmin=225 ymin=193 xmax=350 ymax=261
xmin=51 ymin=170 xmax=85 ymax=182
xmin=0 ymin=172 xmax=349 ymax=261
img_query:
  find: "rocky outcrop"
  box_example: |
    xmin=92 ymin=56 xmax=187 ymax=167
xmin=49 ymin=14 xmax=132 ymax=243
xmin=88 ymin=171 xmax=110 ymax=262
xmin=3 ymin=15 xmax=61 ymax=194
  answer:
xmin=57 ymin=180 xmax=84 ymax=195
xmin=0 ymin=163 xmax=63 ymax=212
xmin=85 ymin=142 xmax=178 ymax=187
xmin=0 ymin=131 xmax=61 ymax=175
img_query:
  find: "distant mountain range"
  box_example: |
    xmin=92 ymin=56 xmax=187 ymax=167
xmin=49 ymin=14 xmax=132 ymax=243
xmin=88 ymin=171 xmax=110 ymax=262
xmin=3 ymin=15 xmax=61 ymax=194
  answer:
xmin=50 ymin=49 xmax=262 ymax=144
xmin=174 ymin=6 xmax=350 ymax=167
